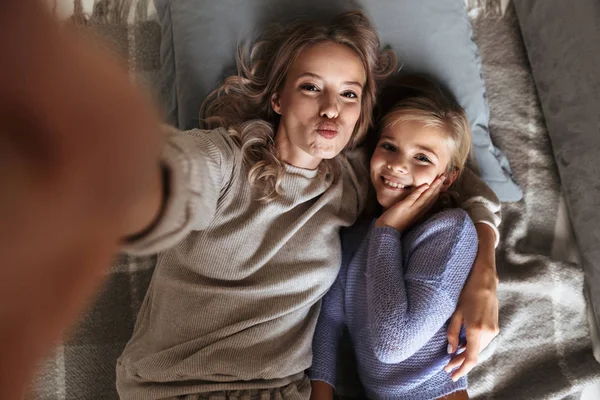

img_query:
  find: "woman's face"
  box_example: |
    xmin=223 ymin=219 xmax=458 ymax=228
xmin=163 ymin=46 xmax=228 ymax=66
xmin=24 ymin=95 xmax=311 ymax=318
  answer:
xmin=370 ymin=120 xmax=452 ymax=210
xmin=272 ymin=41 xmax=366 ymax=169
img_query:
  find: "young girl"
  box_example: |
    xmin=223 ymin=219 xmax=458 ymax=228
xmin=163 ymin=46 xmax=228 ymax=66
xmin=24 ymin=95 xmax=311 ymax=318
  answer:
xmin=309 ymin=77 xmax=480 ymax=400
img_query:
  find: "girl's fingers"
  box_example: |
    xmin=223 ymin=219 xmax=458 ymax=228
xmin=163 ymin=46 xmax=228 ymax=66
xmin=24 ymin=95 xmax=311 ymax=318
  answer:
xmin=413 ymin=176 xmax=444 ymax=210
xmin=405 ymin=183 xmax=430 ymax=205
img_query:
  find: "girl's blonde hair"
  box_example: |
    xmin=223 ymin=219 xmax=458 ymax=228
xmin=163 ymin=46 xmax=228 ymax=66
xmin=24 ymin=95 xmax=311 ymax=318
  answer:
xmin=200 ymin=10 xmax=396 ymax=202
xmin=376 ymin=75 xmax=472 ymax=176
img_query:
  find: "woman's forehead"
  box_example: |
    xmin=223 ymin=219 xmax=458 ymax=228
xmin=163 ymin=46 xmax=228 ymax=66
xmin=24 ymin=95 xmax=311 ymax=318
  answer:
xmin=288 ymin=41 xmax=366 ymax=86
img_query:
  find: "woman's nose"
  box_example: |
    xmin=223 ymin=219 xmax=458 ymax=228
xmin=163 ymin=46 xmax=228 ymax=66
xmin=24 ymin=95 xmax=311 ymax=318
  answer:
xmin=319 ymin=92 xmax=339 ymax=119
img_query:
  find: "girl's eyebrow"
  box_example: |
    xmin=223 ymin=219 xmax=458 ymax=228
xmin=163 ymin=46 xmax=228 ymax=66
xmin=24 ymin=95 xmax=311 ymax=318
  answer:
xmin=414 ymin=145 xmax=440 ymax=161
xmin=415 ymin=144 xmax=437 ymax=156
xmin=380 ymin=136 xmax=440 ymax=159
xmin=380 ymin=134 xmax=396 ymax=141
xmin=296 ymin=72 xmax=363 ymax=89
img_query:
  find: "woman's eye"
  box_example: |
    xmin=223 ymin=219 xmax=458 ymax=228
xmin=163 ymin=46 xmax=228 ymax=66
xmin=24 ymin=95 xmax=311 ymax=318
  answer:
xmin=416 ymin=154 xmax=431 ymax=163
xmin=381 ymin=143 xmax=396 ymax=151
xmin=300 ymin=84 xmax=319 ymax=92
xmin=342 ymin=91 xmax=358 ymax=99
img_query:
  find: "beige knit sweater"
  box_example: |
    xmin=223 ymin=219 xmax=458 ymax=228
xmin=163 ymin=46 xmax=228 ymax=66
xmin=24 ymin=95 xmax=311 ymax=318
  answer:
xmin=116 ymin=127 xmax=500 ymax=399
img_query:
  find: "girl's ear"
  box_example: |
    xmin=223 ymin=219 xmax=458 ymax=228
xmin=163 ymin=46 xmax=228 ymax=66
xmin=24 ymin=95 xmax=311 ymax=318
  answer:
xmin=441 ymin=168 xmax=460 ymax=192
xmin=271 ymin=92 xmax=282 ymax=115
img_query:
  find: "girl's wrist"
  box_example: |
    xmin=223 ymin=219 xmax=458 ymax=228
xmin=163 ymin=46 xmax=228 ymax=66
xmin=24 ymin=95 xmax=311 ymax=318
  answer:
xmin=374 ymin=217 xmax=391 ymax=229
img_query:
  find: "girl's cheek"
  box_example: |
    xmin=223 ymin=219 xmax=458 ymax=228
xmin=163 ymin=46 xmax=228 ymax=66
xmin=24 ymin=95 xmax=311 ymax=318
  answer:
xmin=373 ymin=153 xmax=386 ymax=168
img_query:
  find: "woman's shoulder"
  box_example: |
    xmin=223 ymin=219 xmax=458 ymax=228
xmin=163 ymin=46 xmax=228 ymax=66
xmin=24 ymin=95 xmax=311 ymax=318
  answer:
xmin=170 ymin=127 xmax=242 ymax=174
xmin=339 ymin=147 xmax=369 ymax=180
xmin=337 ymin=147 xmax=371 ymax=218
xmin=184 ymin=127 xmax=241 ymax=155
xmin=162 ymin=127 xmax=244 ymax=195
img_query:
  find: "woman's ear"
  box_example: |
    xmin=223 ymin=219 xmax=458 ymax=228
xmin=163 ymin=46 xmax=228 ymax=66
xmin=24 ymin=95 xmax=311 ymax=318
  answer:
xmin=271 ymin=92 xmax=282 ymax=115
xmin=441 ymin=168 xmax=460 ymax=192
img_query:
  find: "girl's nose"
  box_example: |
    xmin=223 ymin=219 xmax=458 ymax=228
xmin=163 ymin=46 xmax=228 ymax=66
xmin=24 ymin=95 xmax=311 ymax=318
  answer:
xmin=387 ymin=157 xmax=408 ymax=174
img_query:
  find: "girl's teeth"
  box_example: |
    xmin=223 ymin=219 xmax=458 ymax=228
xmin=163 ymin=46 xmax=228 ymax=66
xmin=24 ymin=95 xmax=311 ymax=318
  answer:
xmin=383 ymin=179 xmax=406 ymax=189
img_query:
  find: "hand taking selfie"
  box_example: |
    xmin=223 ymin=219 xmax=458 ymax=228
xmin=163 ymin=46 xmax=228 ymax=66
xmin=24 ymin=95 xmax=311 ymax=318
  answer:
xmin=0 ymin=1 xmax=163 ymax=398
xmin=375 ymin=175 xmax=444 ymax=232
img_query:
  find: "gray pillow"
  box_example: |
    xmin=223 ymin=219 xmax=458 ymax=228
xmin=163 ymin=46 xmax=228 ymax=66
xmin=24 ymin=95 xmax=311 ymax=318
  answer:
xmin=154 ymin=0 xmax=522 ymax=201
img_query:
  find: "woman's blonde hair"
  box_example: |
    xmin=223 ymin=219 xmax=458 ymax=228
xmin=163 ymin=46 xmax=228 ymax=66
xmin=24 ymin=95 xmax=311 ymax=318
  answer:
xmin=200 ymin=10 xmax=396 ymax=202
xmin=376 ymin=75 xmax=472 ymax=176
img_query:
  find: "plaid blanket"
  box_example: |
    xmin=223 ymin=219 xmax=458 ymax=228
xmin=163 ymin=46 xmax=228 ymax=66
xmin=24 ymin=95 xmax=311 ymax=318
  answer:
xmin=32 ymin=1 xmax=600 ymax=399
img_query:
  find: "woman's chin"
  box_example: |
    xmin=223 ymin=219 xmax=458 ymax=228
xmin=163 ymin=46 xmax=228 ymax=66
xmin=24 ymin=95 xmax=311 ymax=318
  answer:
xmin=311 ymin=148 xmax=339 ymax=160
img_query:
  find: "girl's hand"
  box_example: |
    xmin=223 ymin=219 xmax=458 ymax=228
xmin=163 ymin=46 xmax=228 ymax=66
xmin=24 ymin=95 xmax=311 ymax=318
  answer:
xmin=375 ymin=176 xmax=444 ymax=232
xmin=444 ymin=223 xmax=499 ymax=381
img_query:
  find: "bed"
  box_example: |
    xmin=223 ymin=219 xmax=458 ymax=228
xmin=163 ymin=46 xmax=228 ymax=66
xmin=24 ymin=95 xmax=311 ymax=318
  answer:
xmin=33 ymin=0 xmax=600 ymax=398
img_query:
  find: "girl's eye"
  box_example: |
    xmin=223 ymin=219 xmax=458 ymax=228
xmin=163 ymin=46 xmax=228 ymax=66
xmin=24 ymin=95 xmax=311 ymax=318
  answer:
xmin=300 ymin=84 xmax=319 ymax=92
xmin=381 ymin=142 xmax=396 ymax=151
xmin=342 ymin=91 xmax=358 ymax=99
xmin=416 ymin=154 xmax=432 ymax=163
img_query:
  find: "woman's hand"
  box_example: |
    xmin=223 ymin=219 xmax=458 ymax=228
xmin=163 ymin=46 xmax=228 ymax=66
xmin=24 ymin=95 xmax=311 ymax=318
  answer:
xmin=0 ymin=1 xmax=163 ymax=398
xmin=310 ymin=381 xmax=334 ymax=400
xmin=375 ymin=176 xmax=444 ymax=232
xmin=445 ymin=223 xmax=499 ymax=381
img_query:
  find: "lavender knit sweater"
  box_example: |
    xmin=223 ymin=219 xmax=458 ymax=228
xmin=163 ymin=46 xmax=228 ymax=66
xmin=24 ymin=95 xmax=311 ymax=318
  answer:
xmin=309 ymin=209 xmax=478 ymax=400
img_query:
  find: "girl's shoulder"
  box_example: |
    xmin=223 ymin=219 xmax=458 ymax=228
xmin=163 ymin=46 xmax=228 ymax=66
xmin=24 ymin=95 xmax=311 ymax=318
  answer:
xmin=427 ymin=208 xmax=471 ymax=226
xmin=408 ymin=208 xmax=476 ymax=244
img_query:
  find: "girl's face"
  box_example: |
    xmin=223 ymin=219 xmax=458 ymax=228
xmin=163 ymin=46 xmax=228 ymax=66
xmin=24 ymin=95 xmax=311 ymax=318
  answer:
xmin=370 ymin=120 xmax=453 ymax=210
xmin=271 ymin=41 xmax=366 ymax=170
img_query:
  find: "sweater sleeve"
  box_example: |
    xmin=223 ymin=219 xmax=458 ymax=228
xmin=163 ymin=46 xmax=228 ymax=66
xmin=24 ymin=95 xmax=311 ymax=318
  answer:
xmin=308 ymin=221 xmax=366 ymax=388
xmin=341 ymin=147 xmax=371 ymax=220
xmin=454 ymin=168 xmax=502 ymax=247
xmin=121 ymin=127 xmax=235 ymax=255
xmin=365 ymin=209 xmax=478 ymax=364
xmin=308 ymin=271 xmax=346 ymax=388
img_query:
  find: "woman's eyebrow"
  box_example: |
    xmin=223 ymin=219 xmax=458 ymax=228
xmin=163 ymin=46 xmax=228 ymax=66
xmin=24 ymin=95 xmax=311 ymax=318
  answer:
xmin=296 ymin=72 xmax=322 ymax=81
xmin=296 ymin=72 xmax=363 ymax=89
